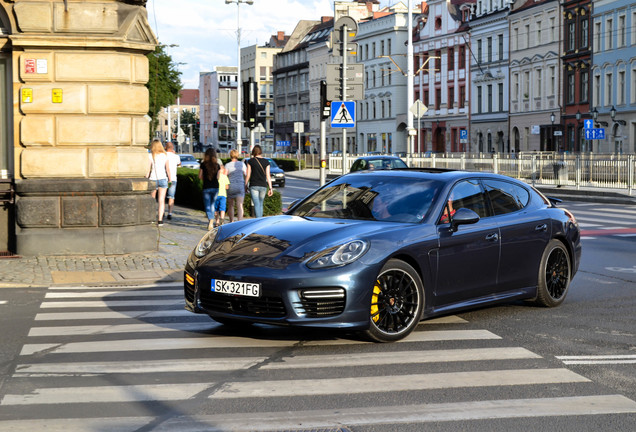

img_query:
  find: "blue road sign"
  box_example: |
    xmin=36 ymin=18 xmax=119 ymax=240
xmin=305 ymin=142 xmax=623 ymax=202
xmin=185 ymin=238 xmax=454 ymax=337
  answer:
xmin=584 ymin=119 xmax=594 ymax=130
xmin=331 ymin=101 xmax=356 ymax=128
xmin=460 ymin=129 xmax=468 ymax=140
xmin=277 ymin=140 xmax=290 ymax=147
xmin=584 ymin=128 xmax=605 ymax=140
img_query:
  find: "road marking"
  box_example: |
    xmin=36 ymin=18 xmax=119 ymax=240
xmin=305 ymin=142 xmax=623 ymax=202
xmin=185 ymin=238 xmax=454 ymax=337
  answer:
xmin=208 ymin=368 xmax=589 ymax=399
xmin=0 ymin=369 xmax=587 ymax=405
xmin=28 ymin=321 xmax=218 ymax=337
xmin=35 ymin=309 xmax=194 ymax=320
xmin=45 ymin=290 xmax=182 ymax=298
xmin=557 ymin=354 xmax=636 ymax=365
xmin=40 ymin=299 xmax=182 ymax=308
xmin=14 ymin=347 xmax=538 ymax=377
xmin=0 ymin=300 xmax=7 ymax=305
xmin=48 ymin=283 xmax=183 ymax=290
xmin=20 ymin=329 xmax=500 ymax=356
xmin=3 ymin=395 xmax=635 ymax=430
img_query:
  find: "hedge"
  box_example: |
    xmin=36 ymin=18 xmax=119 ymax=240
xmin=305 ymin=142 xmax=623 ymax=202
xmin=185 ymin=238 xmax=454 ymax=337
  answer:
xmin=175 ymin=167 xmax=282 ymax=217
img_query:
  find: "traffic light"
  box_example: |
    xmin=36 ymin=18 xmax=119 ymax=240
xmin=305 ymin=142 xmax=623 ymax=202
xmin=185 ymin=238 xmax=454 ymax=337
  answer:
xmin=256 ymin=103 xmax=266 ymax=128
xmin=320 ymin=80 xmax=331 ymax=120
xmin=242 ymin=78 xmax=257 ymax=129
xmin=213 ymin=121 xmax=218 ymax=128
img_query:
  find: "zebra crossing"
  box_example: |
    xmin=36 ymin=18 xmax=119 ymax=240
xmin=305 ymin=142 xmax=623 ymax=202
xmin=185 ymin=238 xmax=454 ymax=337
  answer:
xmin=1 ymin=283 xmax=636 ymax=431
xmin=566 ymin=202 xmax=636 ymax=239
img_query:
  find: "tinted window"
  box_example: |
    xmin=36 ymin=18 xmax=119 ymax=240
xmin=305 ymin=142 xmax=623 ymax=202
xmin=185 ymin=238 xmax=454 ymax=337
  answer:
xmin=483 ymin=180 xmax=530 ymax=215
xmin=447 ymin=179 xmax=489 ymax=218
xmin=289 ymin=175 xmax=443 ymax=223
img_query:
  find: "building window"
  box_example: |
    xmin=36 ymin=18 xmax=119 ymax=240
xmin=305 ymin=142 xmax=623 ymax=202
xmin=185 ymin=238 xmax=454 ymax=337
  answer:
xmin=487 ymin=37 xmax=492 ymax=62
xmin=372 ymin=70 xmax=376 ymax=88
xmin=595 ymin=21 xmax=601 ymax=52
xmin=550 ymin=66 xmax=556 ymax=96
xmin=550 ymin=16 xmax=556 ymax=42
xmin=536 ymin=21 xmax=542 ymax=45
xmin=618 ymin=70 xmax=625 ymax=105
xmin=568 ymin=22 xmax=576 ymax=51
xmin=581 ymin=18 xmax=588 ymax=48
xmin=380 ymin=40 xmax=385 ymax=56
xmin=536 ymin=69 xmax=542 ymax=98
xmin=487 ymin=84 xmax=492 ymax=112
xmin=633 ymin=67 xmax=636 ymax=104
xmin=435 ymin=16 xmax=442 ymax=30
xmin=513 ymin=27 xmax=519 ymax=50
xmin=448 ymin=47 xmax=454 ymax=71
xmin=523 ymin=70 xmax=530 ymax=99
xmin=435 ymin=88 xmax=441 ymax=110
xmin=388 ymin=99 xmax=391 ymax=117
xmin=525 ymin=24 xmax=530 ymax=48
xmin=567 ymin=72 xmax=575 ymax=104
xmin=619 ymin=15 xmax=626 ymax=47
xmin=498 ymin=34 xmax=504 ymax=61
xmin=372 ymin=42 xmax=376 ymax=58
xmin=381 ymin=100 xmax=385 ymax=117
xmin=593 ymin=74 xmax=600 ymax=106
xmin=606 ymin=18 xmax=614 ymax=50
xmin=513 ymin=73 xmax=519 ymax=101
xmin=459 ymin=45 xmax=466 ymax=69
xmin=580 ymin=70 xmax=589 ymax=103
xmin=477 ymin=86 xmax=483 ymax=113
xmin=498 ymin=83 xmax=504 ymax=112
xmin=477 ymin=39 xmax=482 ymax=64
xmin=388 ymin=39 xmax=391 ymax=55
xmin=448 ymin=86 xmax=454 ymax=109
xmin=459 ymin=85 xmax=465 ymax=108
xmin=605 ymin=72 xmax=613 ymax=106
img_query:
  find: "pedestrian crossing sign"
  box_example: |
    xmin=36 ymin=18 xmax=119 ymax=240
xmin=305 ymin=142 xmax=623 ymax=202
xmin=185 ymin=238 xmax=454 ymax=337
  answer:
xmin=331 ymin=101 xmax=355 ymax=128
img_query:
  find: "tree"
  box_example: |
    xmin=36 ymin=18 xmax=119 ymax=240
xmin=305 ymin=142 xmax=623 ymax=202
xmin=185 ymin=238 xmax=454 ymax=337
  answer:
xmin=146 ymin=44 xmax=182 ymax=139
xmin=180 ymin=110 xmax=200 ymax=145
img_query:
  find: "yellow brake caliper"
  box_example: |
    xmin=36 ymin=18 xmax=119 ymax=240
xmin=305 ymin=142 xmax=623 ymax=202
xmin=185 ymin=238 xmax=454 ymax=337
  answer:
xmin=371 ymin=280 xmax=381 ymax=322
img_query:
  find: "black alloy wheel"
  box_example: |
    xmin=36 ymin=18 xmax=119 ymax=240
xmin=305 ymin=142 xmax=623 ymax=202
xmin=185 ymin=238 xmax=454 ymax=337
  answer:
xmin=364 ymin=259 xmax=424 ymax=342
xmin=536 ymin=239 xmax=571 ymax=307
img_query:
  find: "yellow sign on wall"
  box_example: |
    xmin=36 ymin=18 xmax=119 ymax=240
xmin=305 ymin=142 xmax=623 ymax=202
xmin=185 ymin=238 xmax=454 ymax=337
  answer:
xmin=22 ymin=88 xmax=33 ymax=103
xmin=52 ymin=88 xmax=63 ymax=103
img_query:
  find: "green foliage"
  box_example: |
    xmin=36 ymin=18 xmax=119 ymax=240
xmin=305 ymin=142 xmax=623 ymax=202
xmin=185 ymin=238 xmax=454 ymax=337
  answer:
xmin=272 ymin=158 xmax=304 ymax=171
xmin=147 ymin=44 xmax=182 ymax=139
xmin=180 ymin=110 xmax=200 ymax=142
xmin=175 ymin=167 xmax=283 ymax=216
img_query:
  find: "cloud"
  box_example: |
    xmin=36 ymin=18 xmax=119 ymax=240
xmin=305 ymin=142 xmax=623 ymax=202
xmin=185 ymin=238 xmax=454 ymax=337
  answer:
xmin=146 ymin=0 xmax=334 ymax=88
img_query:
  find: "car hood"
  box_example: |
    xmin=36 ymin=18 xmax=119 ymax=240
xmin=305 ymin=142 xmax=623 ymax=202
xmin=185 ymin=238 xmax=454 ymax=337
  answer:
xmin=196 ymin=215 xmax=407 ymax=271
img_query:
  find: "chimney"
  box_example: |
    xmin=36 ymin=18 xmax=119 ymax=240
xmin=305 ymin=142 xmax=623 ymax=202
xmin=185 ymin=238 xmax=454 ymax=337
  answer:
xmin=322 ymin=16 xmax=331 ymax=23
xmin=277 ymin=31 xmax=284 ymax=41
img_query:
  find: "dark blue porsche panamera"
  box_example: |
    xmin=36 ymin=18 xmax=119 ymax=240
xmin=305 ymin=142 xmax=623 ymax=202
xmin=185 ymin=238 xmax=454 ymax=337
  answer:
xmin=184 ymin=169 xmax=581 ymax=342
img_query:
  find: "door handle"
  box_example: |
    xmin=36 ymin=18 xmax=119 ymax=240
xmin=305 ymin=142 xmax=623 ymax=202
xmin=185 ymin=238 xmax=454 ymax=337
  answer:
xmin=486 ymin=232 xmax=499 ymax=242
xmin=535 ymin=224 xmax=548 ymax=232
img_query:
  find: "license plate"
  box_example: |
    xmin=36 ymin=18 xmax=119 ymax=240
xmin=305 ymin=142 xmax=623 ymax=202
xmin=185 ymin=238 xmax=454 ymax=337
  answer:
xmin=211 ymin=278 xmax=261 ymax=297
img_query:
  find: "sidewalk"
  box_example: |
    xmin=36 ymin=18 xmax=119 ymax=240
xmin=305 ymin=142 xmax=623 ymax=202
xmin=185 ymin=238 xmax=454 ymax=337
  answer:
xmin=0 ymin=168 xmax=631 ymax=289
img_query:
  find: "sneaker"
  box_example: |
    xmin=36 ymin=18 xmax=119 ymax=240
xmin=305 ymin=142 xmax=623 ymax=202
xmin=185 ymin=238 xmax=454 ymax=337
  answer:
xmin=158 ymin=220 xmax=164 ymax=226
xmin=167 ymin=214 xmax=172 ymax=220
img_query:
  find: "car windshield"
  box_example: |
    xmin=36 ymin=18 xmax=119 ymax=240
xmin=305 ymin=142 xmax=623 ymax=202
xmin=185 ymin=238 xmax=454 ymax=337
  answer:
xmin=288 ymin=175 xmax=443 ymax=223
xmin=180 ymin=155 xmax=196 ymax=162
xmin=267 ymin=159 xmax=279 ymax=168
xmin=351 ymin=158 xmax=408 ymax=172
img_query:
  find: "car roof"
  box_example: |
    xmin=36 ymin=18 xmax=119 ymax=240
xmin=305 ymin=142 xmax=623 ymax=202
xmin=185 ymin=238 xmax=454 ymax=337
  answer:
xmin=345 ymin=168 xmax=527 ymax=185
xmin=355 ymin=155 xmax=402 ymax=160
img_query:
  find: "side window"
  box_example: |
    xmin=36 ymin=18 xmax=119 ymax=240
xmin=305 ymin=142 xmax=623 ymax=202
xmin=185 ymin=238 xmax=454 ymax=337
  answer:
xmin=447 ymin=179 xmax=490 ymax=218
xmin=483 ymin=180 xmax=530 ymax=215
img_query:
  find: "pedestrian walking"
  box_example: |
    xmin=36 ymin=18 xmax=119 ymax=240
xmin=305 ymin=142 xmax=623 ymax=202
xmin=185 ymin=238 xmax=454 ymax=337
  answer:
xmin=147 ymin=139 xmax=171 ymax=226
xmin=199 ymin=148 xmax=221 ymax=230
xmin=244 ymin=145 xmax=273 ymax=218
xmin=165 ymin=141 xmax=181 ymax=220
xmin=214 ymin=166 xmax=230 ymax=227
xmin=225 ymin=149 xmax=247 ymax=222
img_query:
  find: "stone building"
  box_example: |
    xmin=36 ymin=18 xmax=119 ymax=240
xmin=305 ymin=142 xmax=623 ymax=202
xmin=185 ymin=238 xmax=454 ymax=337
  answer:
xmin=0 ymin=0 xmax=157 ymax=255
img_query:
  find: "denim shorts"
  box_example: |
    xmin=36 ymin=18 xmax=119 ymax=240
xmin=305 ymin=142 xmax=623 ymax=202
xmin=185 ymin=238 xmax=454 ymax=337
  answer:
xmin=154 ymin=178 xmax=168 ymax=189
xmin=167 ymin=180 xmax=177 ymax=198
xmin=214 ymin=196 xmax=227 ymax=212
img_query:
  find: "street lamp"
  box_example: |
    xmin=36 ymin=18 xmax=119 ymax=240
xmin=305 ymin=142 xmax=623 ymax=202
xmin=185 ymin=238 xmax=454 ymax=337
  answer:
xmin=225 ymin=0 xmax=254 ymax=154
xmin=610 ymin=105 xmax=616 ymax=121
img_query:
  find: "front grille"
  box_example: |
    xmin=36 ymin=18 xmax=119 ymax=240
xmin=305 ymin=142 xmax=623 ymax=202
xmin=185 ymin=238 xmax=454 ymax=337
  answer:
xmin=294 ymin=298 xmax=346 ymax=318
xmin=199 ymin=291 xmax=286 ymax=318
xmin=184 ymin=272 xmax=195 ymax=303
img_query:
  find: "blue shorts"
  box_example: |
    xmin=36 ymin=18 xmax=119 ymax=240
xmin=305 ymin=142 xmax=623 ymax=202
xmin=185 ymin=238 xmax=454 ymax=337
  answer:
xmin=214 ymin=196 xmax=227 ymax=212
xmin=154 ymin=178 xmax=168 ymax=189
xmin=167 ymin=181 xmax=177 ymax=199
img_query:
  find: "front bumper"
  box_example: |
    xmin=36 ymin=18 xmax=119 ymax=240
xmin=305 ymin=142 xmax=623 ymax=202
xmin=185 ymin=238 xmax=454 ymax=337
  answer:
xmin=184 ymin=260 xmax=377 ymax=330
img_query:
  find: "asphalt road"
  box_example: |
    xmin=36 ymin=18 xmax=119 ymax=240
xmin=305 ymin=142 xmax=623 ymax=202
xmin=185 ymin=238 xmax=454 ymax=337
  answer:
xmin=0 ymin=178 xmax=634 ymax=431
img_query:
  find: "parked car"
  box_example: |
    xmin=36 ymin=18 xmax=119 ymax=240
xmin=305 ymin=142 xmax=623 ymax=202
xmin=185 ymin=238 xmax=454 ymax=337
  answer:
xmin=184 ymin=169 xmax=581 ymax=342
xmin=244 ymin=158 xmax=285 ymax=187
xmin=349 ymin=155 xmax=408 ymax=172
xmin=179 ymin=154 xmax=200 ymax=169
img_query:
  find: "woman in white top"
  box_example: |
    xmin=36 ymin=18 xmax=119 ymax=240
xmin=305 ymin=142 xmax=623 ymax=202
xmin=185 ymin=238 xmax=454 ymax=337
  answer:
xmin=147 ymin=139 xmax=171 ymax=226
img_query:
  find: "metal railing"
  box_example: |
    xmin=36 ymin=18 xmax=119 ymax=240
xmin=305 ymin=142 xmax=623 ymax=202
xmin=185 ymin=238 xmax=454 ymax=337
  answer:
xmin=327 ymin=152 xmax=636 ymax=195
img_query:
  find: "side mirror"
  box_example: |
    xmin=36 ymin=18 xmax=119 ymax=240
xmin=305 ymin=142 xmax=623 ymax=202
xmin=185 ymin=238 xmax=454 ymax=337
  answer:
xmin=450 ymin=208 xmax=480 ymax=232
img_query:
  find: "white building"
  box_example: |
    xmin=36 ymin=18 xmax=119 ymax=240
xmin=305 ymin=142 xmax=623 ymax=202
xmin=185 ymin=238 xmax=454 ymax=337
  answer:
xmin=356 ymin=5 xmax=411 ymax=154
xmin=470 ymin=0 xmax=510 ymax=153
xmin=199 ymin=67 xmax=238 ymax=152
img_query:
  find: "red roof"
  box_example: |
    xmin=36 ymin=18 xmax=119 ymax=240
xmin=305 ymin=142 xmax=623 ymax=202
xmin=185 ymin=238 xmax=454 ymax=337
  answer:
xmin=177 ymin=89 xmax=199 ymax=105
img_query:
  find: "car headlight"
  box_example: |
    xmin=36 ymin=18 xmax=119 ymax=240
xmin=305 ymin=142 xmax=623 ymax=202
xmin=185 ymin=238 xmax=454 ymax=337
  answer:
xmin=306 ymin=240 xmax=368 ymax=269
xmin=193 ymin=228 xmax=219 ymax=258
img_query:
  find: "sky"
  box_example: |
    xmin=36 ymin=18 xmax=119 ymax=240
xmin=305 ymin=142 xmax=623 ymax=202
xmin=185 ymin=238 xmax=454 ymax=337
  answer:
xmin=145 ymin=0 xmax=395 ymax=89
